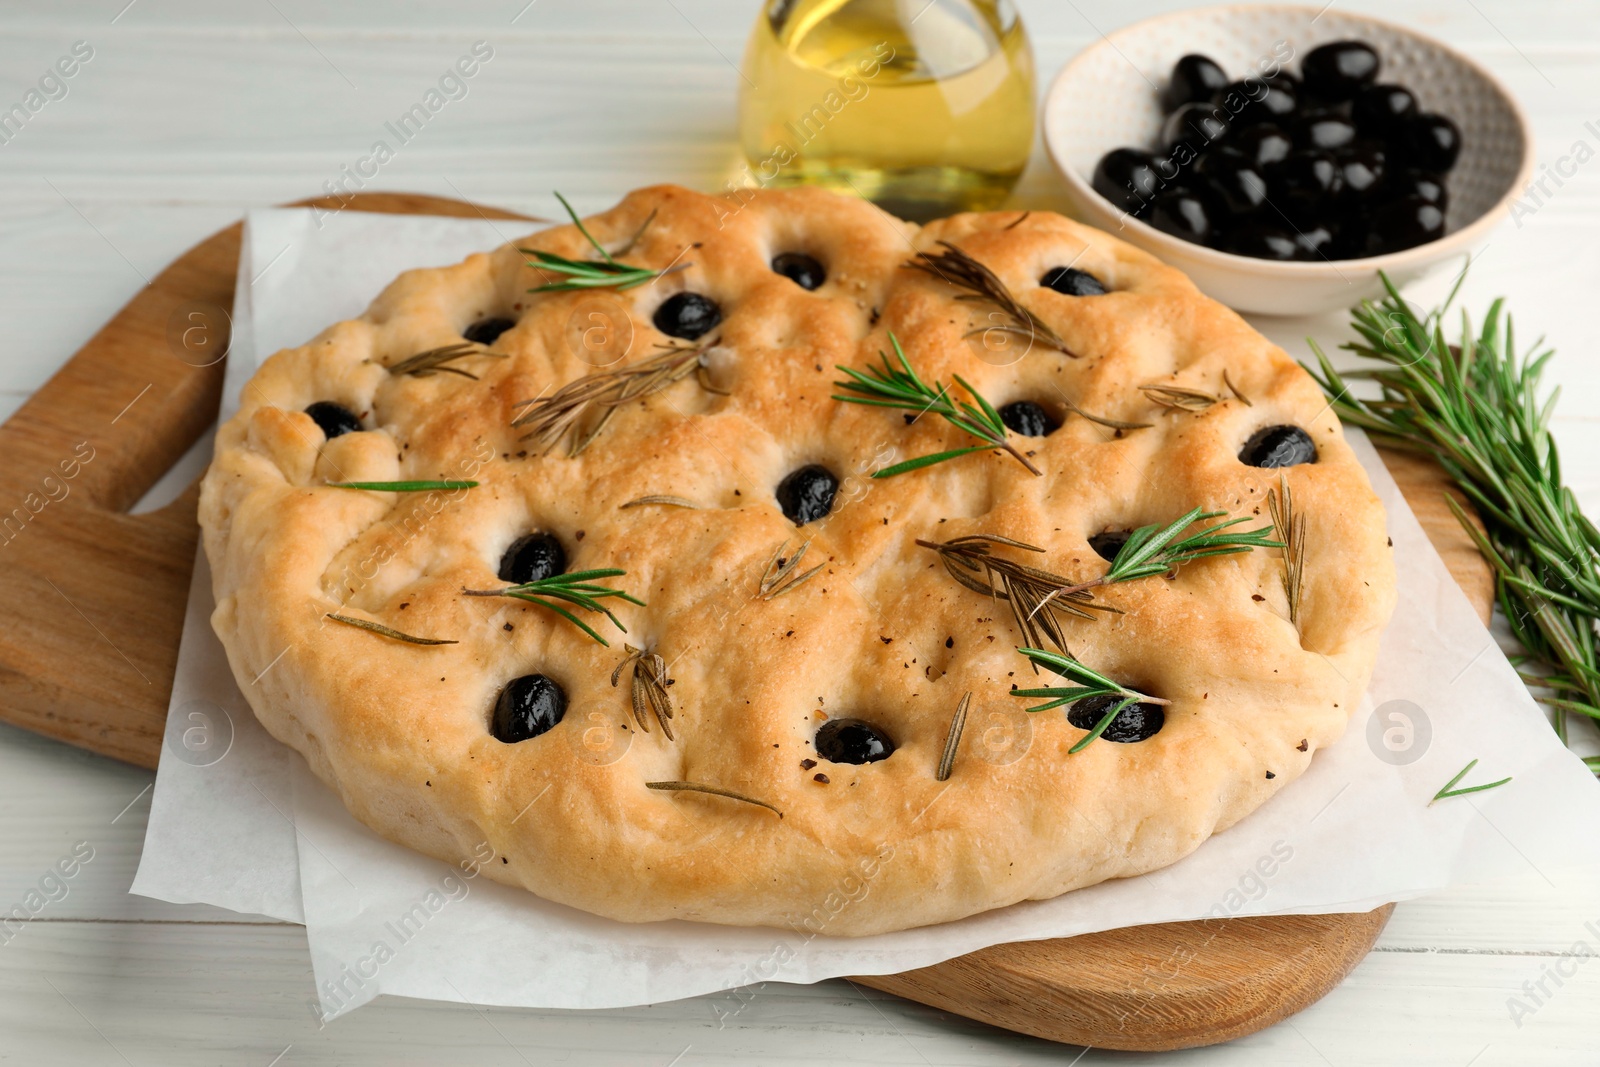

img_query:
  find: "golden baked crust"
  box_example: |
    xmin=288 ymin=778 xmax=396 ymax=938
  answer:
xmin=200 ymin=185 xmax=1395 ymax=936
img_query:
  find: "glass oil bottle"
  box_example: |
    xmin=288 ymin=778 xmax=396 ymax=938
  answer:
xmin=737 ymin=0 xmax=1036 ymax=221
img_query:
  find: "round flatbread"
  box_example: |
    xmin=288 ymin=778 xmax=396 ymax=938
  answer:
xmin=201 ymin=184 xmax=1395 ymax=935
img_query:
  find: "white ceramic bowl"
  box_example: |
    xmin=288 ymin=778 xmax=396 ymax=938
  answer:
xmin=1041 ymin=5 xmax=1534 ymax=316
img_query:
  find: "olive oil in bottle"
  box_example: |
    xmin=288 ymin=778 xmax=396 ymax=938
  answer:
xmin=737 ymin=0 xmax=1035 ymax=221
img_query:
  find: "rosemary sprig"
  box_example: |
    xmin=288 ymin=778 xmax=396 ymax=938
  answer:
xmin=1100 ymin=508 xmax=1280 ymax=583
xmin=919 ymin=510 xmax=1277 ymax=652
xmin=1266 ymin=475 xmax=1307 ymax=625
xmin=512 ymin=338 xmax=721 ymax=456
xmin=1304 ymin=271 xmax=1600 ymax=772
xmin=329 ymin=480 xmax=478 ymax=492
xmin=462 ymin=568 xmax=642 ymax=647
xmin=916 ymin=534 xmax=1113 ymax=655
xmin=612 ymin=644 xmax=675 ymax=739
xmin=389 ymin=342 xmax=506 ymax=380
xmin=834 ymin=332 xmax=1041 ymax=477
xmin=935 ymin=692 xmax=972 ymax=781
xmin=646 ymin=780 xmax=782 ymax=818
xmin=907 ymin=242 xmax=1073 ymax=356
xmin=324 ymin=613 xmax=457 ymax=646
xmin=522 ymin=192 xmax=686 ymax=293
xmin=1139 ymin=382 xmax=1218 ymax=412
xmin=1430 ymin=758 xmax=1512 ymax=804
xmin=620 ymin=495 xmax=700 ymax=510
xmin=1010 ymin=647 xmax=1170 ymax=754
xmin=759 ymin=538 xmax=825 ymax=600
xmin=1139 ymin=373 xmax=1252 ymax=413
xmin=1029 ymin=507 xmax=1281 ymax=619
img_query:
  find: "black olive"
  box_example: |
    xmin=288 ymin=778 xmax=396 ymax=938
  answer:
xmin=1389 ymin=169 xmax=1448 ymax=210
xmin=1335 ymin=144 xmax=1387 ymax=203
xmin=814 ymin=718 xmax=895 ymax=764
xmin=1266 ymin=68 xmax=1302 ymax=92
xmin=1089 ymin=529 xmax=1131 ymax=562
xmin=1274 ymin=150 xmax=1344 ymax=200
xmin=998 ymin=401 xmax=1059 ymax=437
xmin=1040 ymin=266 xmax=1108 ymax=296
xmin=1293 ymin=112 xmax=1359 ymax=153
xmin=305 ymin=401 xmax=362 ymax=439
xmin=492 ymin=674 xmax=567 ymax=743
xmin=653 ymin=292 xmax=721 ymax=340
xmin=1352 ymin=84 xmax=1417 ymax=137
xmin=1402 ymin=113 xmax=1462 ymax=173
xmin=498 ymin=532 xmax=567 ymax=585
xmin=1160 ymin=102 xmax=1230 ymax=154
xmin=1365 ymin=196 xmax=1446 ymax=255
xmin=1301 ymin=41 xmax=1381 ymax=101
xmin=1162 ymin=53 xmax=1229 ymax=112
xmin=1067 ymin=693 xmax=1165 ymax=743
xmin=1223 ymin=223 xmax=1300 ymax=261
xmin=1240 ymin=425 xmax=1317 ymax=467
xmin=1325 ymin=208 xmax=1374 ymax=259
xmin=463 ymin=317 xmax=516 ymax=345
xmin=1091 ymin=148 xmax=1160 ymax=216
xmin=1294 ymin=223 xmax=1339 ymax=261
xmin=1195 ymin=147 xmax=1269 ymax=216
xmin=1146 ymin=187 xmax=1214 ymax=245
xmin=771 ymin=252 xmax=825 ymax=290
xmin=1214 ymin=79 xmax=1297 ymax=127
xmin=1233 ymin=125 xmax=1294 ymax=169
xmin=776 ymin=464 xmax=838 ymax=525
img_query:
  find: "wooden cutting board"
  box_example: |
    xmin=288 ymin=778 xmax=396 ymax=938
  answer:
xmin=0 ymin=192 xmax=1493 ymax=1052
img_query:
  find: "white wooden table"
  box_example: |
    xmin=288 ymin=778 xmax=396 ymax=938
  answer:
xmin=2 ymin=2 xmax=1598 ymax=1063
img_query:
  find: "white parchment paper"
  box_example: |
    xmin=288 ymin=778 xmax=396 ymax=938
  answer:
xmin=133 ymin=209 xmax=1600 ymax=1020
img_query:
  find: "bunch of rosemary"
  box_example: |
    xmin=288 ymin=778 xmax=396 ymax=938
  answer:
xmin=1306 ymin=273 xmax=1600 ymax=776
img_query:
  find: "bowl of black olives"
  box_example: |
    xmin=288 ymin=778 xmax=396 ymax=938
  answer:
xmin=1042 ymin=6 xmax=1533 ymax=315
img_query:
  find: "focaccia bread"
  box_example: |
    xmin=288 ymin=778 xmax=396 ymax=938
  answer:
xmin=200 ymin=184 xmax=1395 ymax=936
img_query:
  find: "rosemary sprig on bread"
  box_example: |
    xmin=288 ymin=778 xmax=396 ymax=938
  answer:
xmin=833 ymin=332 xmax=1041 ymax=477
xmin=463 ymin=568 xmax=643 ymax=647
xmin=523 ymin=192 xmax=686 ymax=293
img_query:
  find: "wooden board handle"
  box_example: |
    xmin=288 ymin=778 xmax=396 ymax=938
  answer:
xmin=0 ymin=193 xmax=533 ymax=768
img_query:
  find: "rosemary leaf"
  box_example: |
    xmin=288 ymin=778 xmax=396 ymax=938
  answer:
xmin=390 ymin=342 xmax=506 ymax=380
xmin=329 ymin=480 xmax=478 ymax=492
xmin=759 ymin=539 xmax=825 ymax=600
xmin=872 ymin=445 xmax=993 ymax=478
xmin=1223 ymin=369 xmax=1253 ymax=406
xmin=620 ymin=495 xmax=700 ymax=510
xmin=1266 ymin=476 xmax=1307 ymax=625
xmin=612 ymin=644 xmax=675 ymax=739
xmin=908 ymin=242 xmax=1074 ymax=356
xmin=1303 ymin=270 xmax=1598 ymax=775
xmin=1101 ymin=507 xmax=1282 ymax=585
xmin=523 ymin=192 xmax=687 ymax=293
xmin=835 ymin=332 xmax=1041 ymax=477
xmin=513 ymin=338 xmax=716 ymax=456
xmin=1430 ymin=758 xmax=1513 ymax=804
xmin=1010 ymin=647 xmax=1169 ymax=754
xmin=936 ymin=692 xmax=972 ymax=781
xmin=325 ymin=613 xmax=457 ymax=646
xmin=1139 ymin=382 xmax=1219 ymax=412
xmin=462 ymin=568 xmax=642 ymax=647
xmin=1056 ymin=393 xmax=1151 ymax=432
xmin=916 ymin=535 xmax=1113 ymax=656
xmin=1070 ymin=695 xmax=1140 ymax=754
xmin=646 ymin=780 xmax=782 ymax=818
